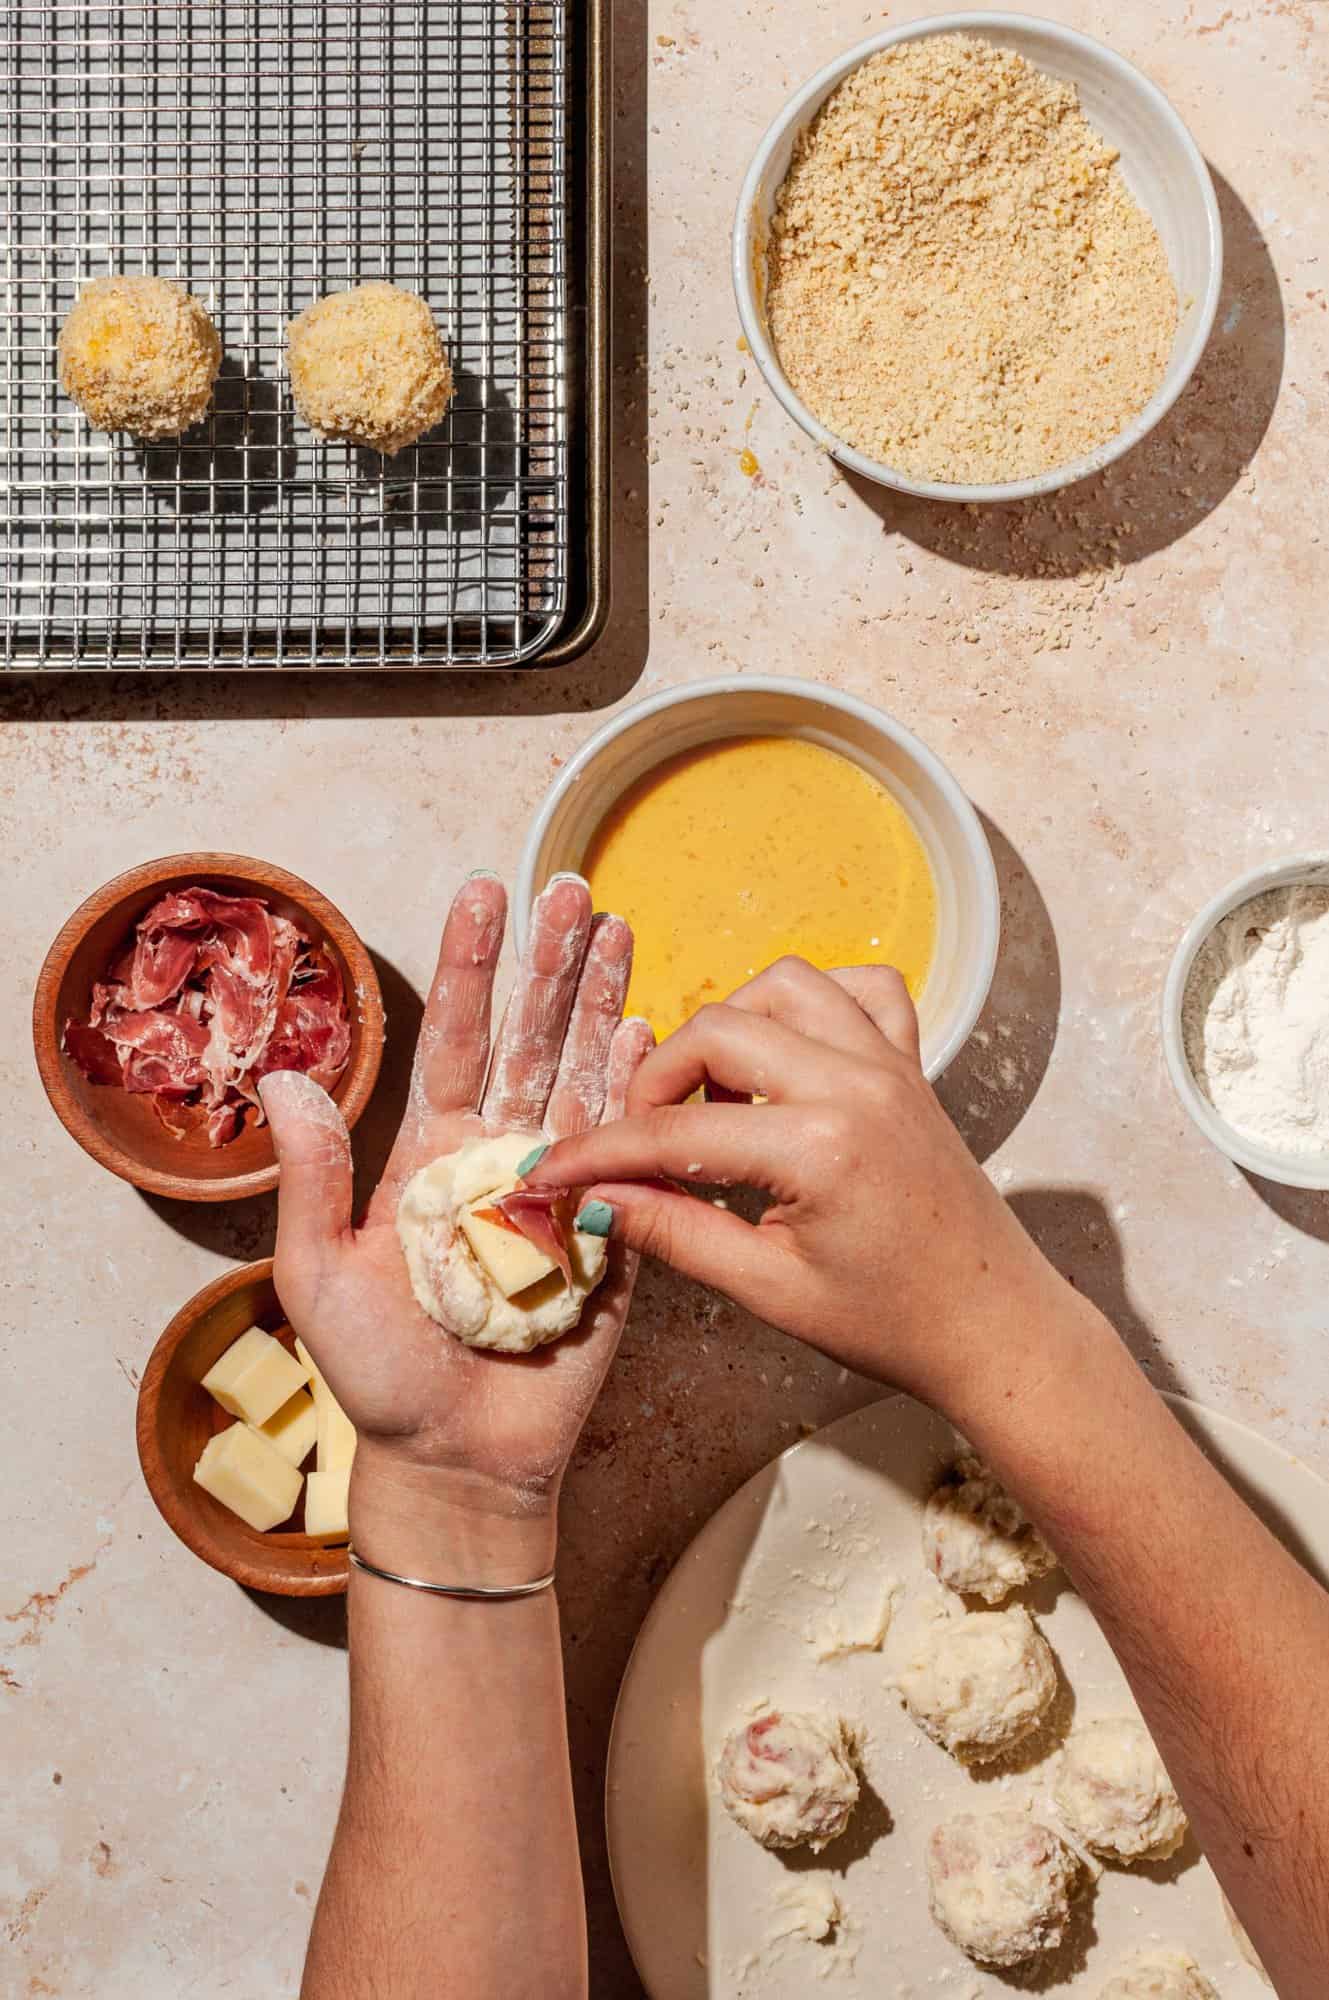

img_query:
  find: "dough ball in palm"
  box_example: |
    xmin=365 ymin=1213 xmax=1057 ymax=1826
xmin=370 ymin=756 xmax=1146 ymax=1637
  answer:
xmin=716 ymin=1708 xmax=859 ymax=1851
xmin=58 ymin=274 xmax=221 ymax=439
xmin=1054 ymin=1718 xmax=1187 ymax=1863
xmin=926 ymin=1809 xmax=1080 ymax=1967
xmin=1096 ymin=1949 xmax=1219 ymax=1999
xmin=287 ymin=282 xmax=453 ymax=455
xmin=922 ymin=1454 xmax=1057 ymax=1604
xmin=896 ymin=1606 xmax=1057 ymax=1764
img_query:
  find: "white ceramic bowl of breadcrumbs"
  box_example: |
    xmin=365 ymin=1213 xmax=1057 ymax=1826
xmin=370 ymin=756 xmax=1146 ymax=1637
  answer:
xmin=734 ymin=14 xmax=1222 ymax=504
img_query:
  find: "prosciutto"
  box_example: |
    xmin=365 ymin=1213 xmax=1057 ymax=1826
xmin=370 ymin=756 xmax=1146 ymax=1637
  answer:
xmin=64 ymin=887 xmax=351 ymax=1146
xmin=472 ymin=1187 xmax=576 ymax=1287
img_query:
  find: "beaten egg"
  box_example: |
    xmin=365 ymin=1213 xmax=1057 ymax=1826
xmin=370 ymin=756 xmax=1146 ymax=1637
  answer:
xmin=582 ymin=734 xmax=936 ymax=1041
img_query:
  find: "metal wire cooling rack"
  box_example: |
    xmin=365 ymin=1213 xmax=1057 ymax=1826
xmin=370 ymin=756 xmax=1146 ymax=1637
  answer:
xmin=1 ymin=0 xmax=590 ymax=668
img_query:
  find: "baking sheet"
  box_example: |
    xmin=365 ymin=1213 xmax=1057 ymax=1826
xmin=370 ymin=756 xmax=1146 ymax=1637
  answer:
xmin=0 ymin=0 xmax=590 ymax=667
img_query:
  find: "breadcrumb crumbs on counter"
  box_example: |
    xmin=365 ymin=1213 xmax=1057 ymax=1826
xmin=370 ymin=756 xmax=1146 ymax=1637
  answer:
xmin=765 ymin=35 xmax=1178 ymax=485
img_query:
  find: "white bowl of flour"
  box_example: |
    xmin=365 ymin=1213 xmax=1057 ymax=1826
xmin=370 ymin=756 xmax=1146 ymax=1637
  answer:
xmin=1164 ymin=856 xmax=1329 ymax=1190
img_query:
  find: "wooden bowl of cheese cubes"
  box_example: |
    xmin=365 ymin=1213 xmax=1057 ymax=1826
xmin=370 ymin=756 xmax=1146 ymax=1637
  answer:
xmin=136 ymin=1258 xmax=355 ymax=1596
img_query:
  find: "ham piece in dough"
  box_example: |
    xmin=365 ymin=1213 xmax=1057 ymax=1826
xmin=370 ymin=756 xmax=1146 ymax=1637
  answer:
xmin=64 ymin=887 xmax=351 ymax=1146
xmin=473 ymin=1187 xmax=576 ymax=1287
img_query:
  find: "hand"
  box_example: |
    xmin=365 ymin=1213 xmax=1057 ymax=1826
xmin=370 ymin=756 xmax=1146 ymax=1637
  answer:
xmin=526 ymin=956 xmax=1080 ymax=1420
xmin=258 ymin=873 xmax=652 ymax=1575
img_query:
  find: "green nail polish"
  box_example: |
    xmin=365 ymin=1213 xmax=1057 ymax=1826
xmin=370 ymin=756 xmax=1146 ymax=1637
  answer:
xmin=517 ymin=1142 xmax=549 ymax=1177
xmin=575 ymin=1200 xmax=613 ymax=1238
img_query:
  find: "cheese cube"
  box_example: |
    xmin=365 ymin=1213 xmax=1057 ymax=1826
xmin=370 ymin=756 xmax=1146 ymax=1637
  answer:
xmin=459 ymin=1191 xmax=557 ymax=1298
xmin=258 ymin=1388 xmax=318 ymax=1468
xmin=304 ymin=1468 xmax=351 ymax=1540
xmin=296 ymin=1337 xmax=357 ymax=1473
xmin=193 ymin=1422 xmax=302 ymax=1532
xmin=201 ymin=1325 xmax=308 ymax=1428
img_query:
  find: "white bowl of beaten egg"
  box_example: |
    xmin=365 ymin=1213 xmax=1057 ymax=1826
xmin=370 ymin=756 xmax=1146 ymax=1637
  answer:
xmin=1163 ymin=855 xmax=1329 ymax=1192
xmin=516 ymin=679 xmax=999 ymax=1081
xmin=733 ymin=14 xmax=1222 ymax=503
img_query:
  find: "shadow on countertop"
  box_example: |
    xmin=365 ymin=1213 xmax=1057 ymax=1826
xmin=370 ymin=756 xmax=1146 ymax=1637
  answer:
xmin=937 ymin=814 xmax=1060 ymax=1164
xmin=1242 ymin=1168 xmax=1329 ymax=1244
xmin=844 ymin=168 xmax=1283 ymax=577
xmin=1006 ymin=1185 xmax=1188 ymax=1399
xmin=243 ymin=1584 xmax=348 ymax=1650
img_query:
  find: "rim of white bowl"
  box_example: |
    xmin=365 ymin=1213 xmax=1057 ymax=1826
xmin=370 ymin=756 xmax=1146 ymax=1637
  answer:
xmin=1161 ymin=853 xmax=1329 ymax=1192
xmin=732 ymin=11 xmax=1224 ymax=506
xmin=514 ymin=675 xmax=1000 ymax=1082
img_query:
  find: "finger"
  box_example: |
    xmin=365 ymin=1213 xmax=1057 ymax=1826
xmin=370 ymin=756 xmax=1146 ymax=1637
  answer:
xmin=527 ymin=1101 xmax=803 ymax=1199
xmin=579 ymin=1178 xmax=797 ymax=1306
xmin=721 ymin=955 xmax=888 ymax=1061
xmin=602 ymin=1015 xmax=655 ymax=1124
xmin=482 ymin=874 xmax=593 ymax=1131
xmin=409 ymin=872 xmax=508 ymax=1122
xmin=544 ymin=913 xmax=634 ymax=1140
xmin=826 ymin=966 xmax=922 ymax=1065
xmin=259 ymin=1070 xmax=354 ymax=1281
xmin=624 ymin=1004 xmax=846 ymax=1115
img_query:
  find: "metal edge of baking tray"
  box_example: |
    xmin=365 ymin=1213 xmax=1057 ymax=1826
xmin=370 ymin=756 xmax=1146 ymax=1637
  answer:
xmin=520 ymin=0 xmax=611 ymax=673
xmin=2 ymin=0 xmax=608 ymax=675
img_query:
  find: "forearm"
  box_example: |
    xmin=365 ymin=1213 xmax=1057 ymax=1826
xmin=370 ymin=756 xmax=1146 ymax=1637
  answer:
xmin=950 ymin=1292 xmax=1329 ymax=1998
xmin=302 ymin=1459 xmax=586 ymax=2000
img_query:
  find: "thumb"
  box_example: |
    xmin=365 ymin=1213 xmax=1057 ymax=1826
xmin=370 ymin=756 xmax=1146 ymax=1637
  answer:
xmin=258 ymin=1070 xmax=354 ymax=1274
xmin=588 ymin=1178 xmax=796 ymax=1320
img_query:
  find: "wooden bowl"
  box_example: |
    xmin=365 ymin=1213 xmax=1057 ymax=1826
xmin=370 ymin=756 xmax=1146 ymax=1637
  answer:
xmin=137 ymin=1258 xmax=350 ymax=1597
xmin=33 ymin=851 xmax=384 ymax=1202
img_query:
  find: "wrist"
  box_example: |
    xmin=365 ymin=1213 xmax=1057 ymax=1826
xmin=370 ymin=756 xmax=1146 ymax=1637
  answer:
xmin=941 ymin=1277 xmax=1126 ymax=1452
xmin=350 ymin=1443 xmax=559 ymax=1587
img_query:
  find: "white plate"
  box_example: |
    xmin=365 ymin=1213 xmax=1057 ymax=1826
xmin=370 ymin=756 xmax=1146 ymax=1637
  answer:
xmin=606 ymin=1394 xmax=1326 ymax=1996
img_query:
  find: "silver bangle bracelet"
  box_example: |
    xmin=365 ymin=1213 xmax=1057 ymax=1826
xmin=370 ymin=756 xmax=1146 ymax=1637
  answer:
xmin=347 ymin=1547 xmax=556 ymax=1600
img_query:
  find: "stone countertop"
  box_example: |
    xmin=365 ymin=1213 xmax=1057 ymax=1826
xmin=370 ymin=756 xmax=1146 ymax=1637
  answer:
xmin=4 ymin=2 xmax=1327 ymax=1993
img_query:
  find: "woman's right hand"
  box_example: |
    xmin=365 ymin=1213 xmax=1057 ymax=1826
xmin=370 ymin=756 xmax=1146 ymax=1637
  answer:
xmin=526 ymin=957 xmax=1092 ymax=1418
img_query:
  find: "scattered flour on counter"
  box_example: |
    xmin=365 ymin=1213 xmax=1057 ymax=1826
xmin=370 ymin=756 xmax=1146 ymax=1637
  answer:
xmin=770 ymin=1879 xmax=844 ymax=1944
xmin=809 ymin=1576 xmax=900 ymax=1660
xmin=1182 ymin=883 xmax=1329 ymax=1155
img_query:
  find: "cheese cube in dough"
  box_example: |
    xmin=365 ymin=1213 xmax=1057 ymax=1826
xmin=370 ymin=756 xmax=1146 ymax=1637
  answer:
xmin=459 ymin=1191 xmax=558 ymax=1298
xmin=304 ymin=1468 xmax=351 ymax=1540
xmin=201 ymin=1325 xmax=309 ymax=1427
xmin=258 ymin=1388 xmax=318 ymax=1468
xmin=296 ymin=1337 xmax=357 ymax=1473
xmin=193 ymin=1422 xmax=303 ymax=1532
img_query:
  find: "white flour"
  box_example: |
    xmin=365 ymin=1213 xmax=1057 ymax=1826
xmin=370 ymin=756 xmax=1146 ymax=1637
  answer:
xmin=1182 ymin=883 xmax=1329 ymax=1156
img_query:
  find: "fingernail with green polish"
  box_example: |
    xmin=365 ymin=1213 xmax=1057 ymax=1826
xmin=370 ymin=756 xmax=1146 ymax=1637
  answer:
xmin=517 ymin=1142 xmax=549 ymax=1177
xmin=575 ymin=1200 xmax=613 ymax=1238
xmin=465 ymin=867 xmax=500 ymax=881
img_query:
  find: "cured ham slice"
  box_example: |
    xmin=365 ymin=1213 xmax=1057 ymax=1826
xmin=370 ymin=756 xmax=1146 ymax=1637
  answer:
xmin=473 ymin=1187 xmax=576 ymax=1287
xmin=63 ymin=886 xmax=351 ymax=1147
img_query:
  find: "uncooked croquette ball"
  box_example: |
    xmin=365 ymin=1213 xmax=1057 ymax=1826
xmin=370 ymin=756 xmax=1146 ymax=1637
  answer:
xmin=896 ymin=1606 xmax=1058 ymax=1764
xmin=286 ymin=282 xmax=453 ymax=456
xmin=58 ymin=274 xmax=221 ymax=439
xmin=926 ymin=1809 xmax=1080 ymax=1967
xmin=1096 ymin=1949 xmax=1219 ymax=2000
xmin=1054 ymin=1718 xmax=1187 ymax=1863
xmin=923 ymin=1454 xmax=1058 ymax=1605
xmin=716 ymin=1709 xmax=859 ymax=1851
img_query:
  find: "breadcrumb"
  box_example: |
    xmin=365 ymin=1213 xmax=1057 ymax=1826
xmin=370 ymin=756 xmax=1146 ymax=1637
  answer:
xmin=286 ymin=282 xmax=454 ymax=456
xmin=58 ymin=274 xmax=221 ymax=439
xmin=765 ymin=35 xmax=1178 ymax=484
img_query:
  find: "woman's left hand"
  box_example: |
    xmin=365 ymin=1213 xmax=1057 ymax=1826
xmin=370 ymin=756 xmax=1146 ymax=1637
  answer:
xmin=258 ymin=872 xmax=651 ymax=1579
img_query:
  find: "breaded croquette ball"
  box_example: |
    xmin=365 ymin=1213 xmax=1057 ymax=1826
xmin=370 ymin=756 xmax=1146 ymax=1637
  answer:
xmin=58 ymin=274 xmax=221 ymax=439
xmin=286 ymin=282 xmax=453 ymax=456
